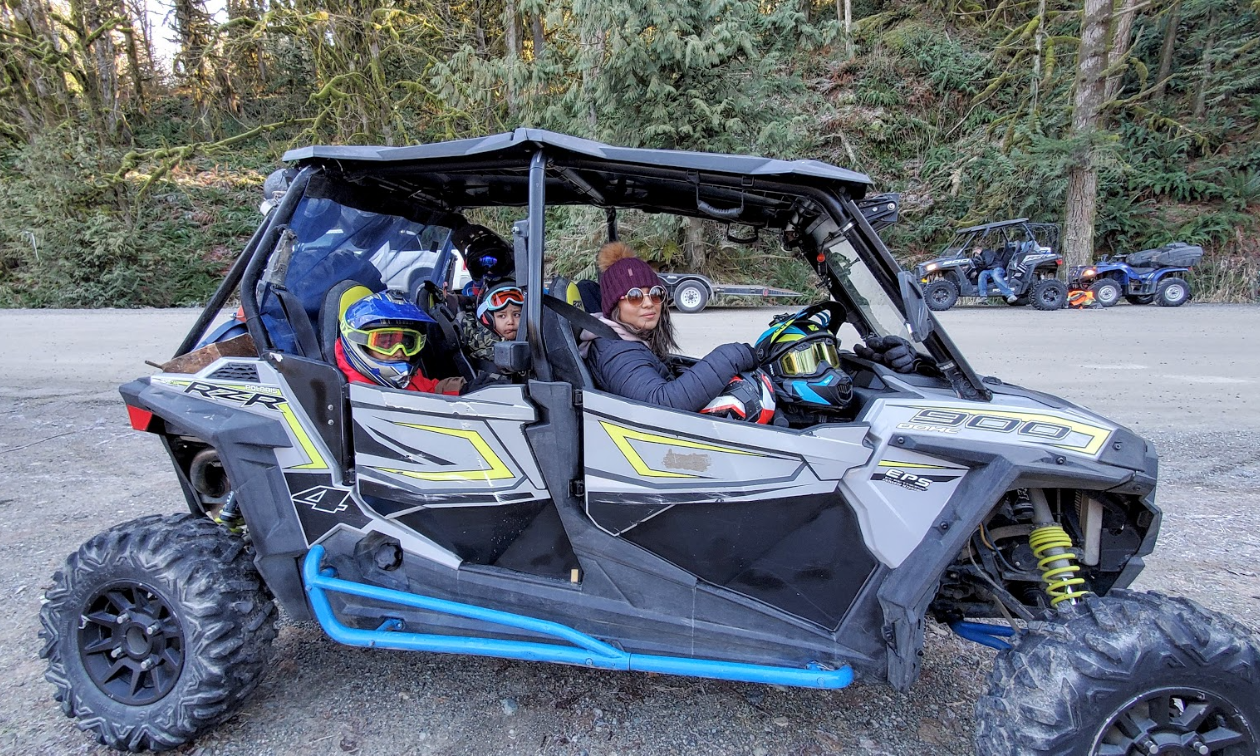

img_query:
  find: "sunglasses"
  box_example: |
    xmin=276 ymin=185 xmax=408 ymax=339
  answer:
xmin=621 ymin=285 xmax=667 ymax=306
xmin=345 ymin=326 xmax=426 ymax=358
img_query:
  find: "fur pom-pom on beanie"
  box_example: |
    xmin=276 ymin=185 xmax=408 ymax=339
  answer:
xmin=598 ymin=242 xmax=664 ymax=317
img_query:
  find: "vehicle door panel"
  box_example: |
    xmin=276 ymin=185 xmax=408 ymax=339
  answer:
xmin=581 ymin=390 xmax=878 ymax=629
xmin=350 ymin=383 xmax=577 ymax=577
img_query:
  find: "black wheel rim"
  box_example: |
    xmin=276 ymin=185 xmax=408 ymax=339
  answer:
xmin=929 ymin=285 xmax=951 ymax=305
xmin=1093 ymin=687 xmax=1254 ymax=755
xmin=78 ymin=581 xmax=184 ymax=705
xmin=1041 ymin=286 xmax=1063 ymax=306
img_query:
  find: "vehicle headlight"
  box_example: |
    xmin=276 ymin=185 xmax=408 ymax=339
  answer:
xmin=926 ymin=263 xmax=938 ymax=272
xmin=1083 ymin=268 xmax=1096 ymax=277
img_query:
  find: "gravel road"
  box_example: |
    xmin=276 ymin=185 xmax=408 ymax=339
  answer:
xmin=1 ymin=303 xmax=1257 ymax=756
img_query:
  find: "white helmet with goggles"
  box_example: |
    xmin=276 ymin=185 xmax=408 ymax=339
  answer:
xmin=338 ymin=288 xmax=435 ymax=389
xmin=476 ymin=282 xmax=524 ymax=331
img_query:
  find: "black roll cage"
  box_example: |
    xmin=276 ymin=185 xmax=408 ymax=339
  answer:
xmin=181 ymin=141 xmax=987 ymax=401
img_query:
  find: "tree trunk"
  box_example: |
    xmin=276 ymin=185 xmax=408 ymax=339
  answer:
xmin=1063 ymin=0 xmax=1112 ymax=270
xmin=474 ymin=0 xmax=486 ymax=54
xmin=685 ymin=217 xmax=706 ymax=270
xmin=579 ymin=18 xmax=605 ymax=133
xmin=1104 ymin=0 xmax=1139 ymax=104
xmin=1153 ymin=0 xmax=1179 ymax=99
xmin=1192 ymin=4 xmax=1216 ymax=119
xmin=1031 ymin=0 xmax=1046 ymax=118
xmin=505 ymin=0 xmax=521 ymax=116
xmin=122 ymin=15 xmax=146 ymax=110
xmin=837 ymin=0 xmax=853 ymax=58
xmin=531 ymin=14 xmax=544 ymax=59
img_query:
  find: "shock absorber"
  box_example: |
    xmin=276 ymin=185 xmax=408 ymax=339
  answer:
xmin=1027 ymin=489 xmax=1090 ymax=607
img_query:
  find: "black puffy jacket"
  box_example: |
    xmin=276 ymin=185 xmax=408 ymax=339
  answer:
xmin=585 ymin=338 xmax=757 ymax=412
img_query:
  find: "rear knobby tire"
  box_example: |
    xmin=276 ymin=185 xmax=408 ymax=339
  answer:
xmin=1030 ymin=279 xmax=1067 ymax=311
xmin=975 ymin=590 xmax=1260 ymax=756
xmin=924 ymin=279 xmax=959 ymax=311
xmin=39 ymin=514 xmax=277 ymax=752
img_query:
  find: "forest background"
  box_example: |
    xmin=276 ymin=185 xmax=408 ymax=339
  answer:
xmin=1 ymin=0 xmax=1257 ymax=308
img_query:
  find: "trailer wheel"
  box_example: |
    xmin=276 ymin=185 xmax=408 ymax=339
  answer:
xmin=40 ymin=514 xmax=277 ymax=751
xmin=975 ymin=591 xmax=1260 ymax=756
xmin=673 ymin=280 xmax=710 ymax=313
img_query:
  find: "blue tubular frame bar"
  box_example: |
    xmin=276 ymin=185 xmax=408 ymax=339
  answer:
xmin=950 ymin=620 xmax=1018 ymax=650
xmin=302 ymin=546 xmax=854 ymax=689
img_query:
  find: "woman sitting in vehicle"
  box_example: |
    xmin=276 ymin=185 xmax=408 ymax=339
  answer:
xmin=579 ymin=242 xmax=757 ymax=411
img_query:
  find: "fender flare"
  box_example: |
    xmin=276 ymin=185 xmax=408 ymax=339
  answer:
xmin=121 ymin=378 xmax=314 ymax=621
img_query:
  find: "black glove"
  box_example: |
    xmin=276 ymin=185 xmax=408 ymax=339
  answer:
xmin=854 ymin=335 xmax=919 ymax=373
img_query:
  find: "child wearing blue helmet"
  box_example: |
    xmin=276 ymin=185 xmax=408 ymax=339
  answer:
xmin=335 ymin=287 xmax=464 ymax=394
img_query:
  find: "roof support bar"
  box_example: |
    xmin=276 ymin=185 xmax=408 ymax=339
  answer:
xmin=526 ymin=149 xmax=552 ymax=381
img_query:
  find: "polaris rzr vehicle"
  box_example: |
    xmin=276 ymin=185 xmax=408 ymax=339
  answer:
xmin=40 ymin=130 xmax=1258 ymax=755
xmin=914 ymin=218 xmax=1067 ymax=311
xmin=1071 ymin=241 xmax=1204 ymax=307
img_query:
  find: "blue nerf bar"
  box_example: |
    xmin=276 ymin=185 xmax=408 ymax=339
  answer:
xmin=303 ymin=545 xmax=854 ymax=689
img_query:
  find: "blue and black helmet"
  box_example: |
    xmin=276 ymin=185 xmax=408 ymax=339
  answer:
xmin=755 ymin=303 xmax=853 ymax=412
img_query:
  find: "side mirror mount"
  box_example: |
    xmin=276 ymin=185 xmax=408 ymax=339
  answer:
xmin=494 ymin=340 xmax=531 ymax=374
xmin=260 ymin=168 xmax=295 ymax=214
xmin=898 ymin=270 xmax=934 ymax=343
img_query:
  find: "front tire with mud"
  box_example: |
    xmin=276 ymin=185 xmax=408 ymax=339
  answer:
xmin=924 ymin=278 xmax=960 ymax=311
xmin=1030 ymin=279 xmax=1067 ymax=310
xmin=975 ymin=591 xmax=1260 ymax=756
xmin=40 ymin=514 xmax=277 ymax=752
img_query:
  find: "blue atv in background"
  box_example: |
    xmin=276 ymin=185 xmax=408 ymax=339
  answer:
xmin=1071 ymin=242 xmax=1203 ymax=307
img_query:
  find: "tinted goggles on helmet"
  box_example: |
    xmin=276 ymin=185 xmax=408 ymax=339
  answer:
xmin=777 ymin=340 xmax=840 ymax=377
xmin=344 ymin=326 xmax=426 ymax=358
xmin=621 ymin=285 xmax=667 ymax=306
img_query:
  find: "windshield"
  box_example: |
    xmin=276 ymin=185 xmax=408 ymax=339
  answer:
xmin=257 ymin=192 xmax=455 ymax=354
xmin=824 ymin=236 xmax=916 ymax=345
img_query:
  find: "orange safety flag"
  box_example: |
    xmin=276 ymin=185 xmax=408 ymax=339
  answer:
xmin=1067 ymin=289 xmax=1098 ymax=309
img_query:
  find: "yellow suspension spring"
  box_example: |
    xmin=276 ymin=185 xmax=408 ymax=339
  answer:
xmin=1028 ymin=524 xmax=1090 ymax=607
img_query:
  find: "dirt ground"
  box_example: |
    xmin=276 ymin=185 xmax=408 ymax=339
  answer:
xmin=0 ymin=303 xmax=1257 ymax=756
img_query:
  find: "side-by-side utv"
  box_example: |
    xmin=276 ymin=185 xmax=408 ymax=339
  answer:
xmin=914 ymin=218 xmax=1067 ymax=311
xmin=40 ymin=130 xmax=1258 ymax=755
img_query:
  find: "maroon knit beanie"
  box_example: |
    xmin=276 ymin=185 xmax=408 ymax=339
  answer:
xmin=598 ymin=242 xmax=663 ymax=317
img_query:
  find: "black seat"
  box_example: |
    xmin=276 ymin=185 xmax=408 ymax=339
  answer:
xmin=541 ymin=283 xmax=594 ymax=389
xmin=575 ymin=279 xmax=601 ymax=313
xmin=318 ymin=280 xmax=375 ymax=363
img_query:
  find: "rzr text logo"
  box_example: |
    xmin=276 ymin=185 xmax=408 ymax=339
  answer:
xmin=184 ymin=381 xmax=286 ymax=411
xmin=898 ymin=408 xmax=1071 ymax=441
